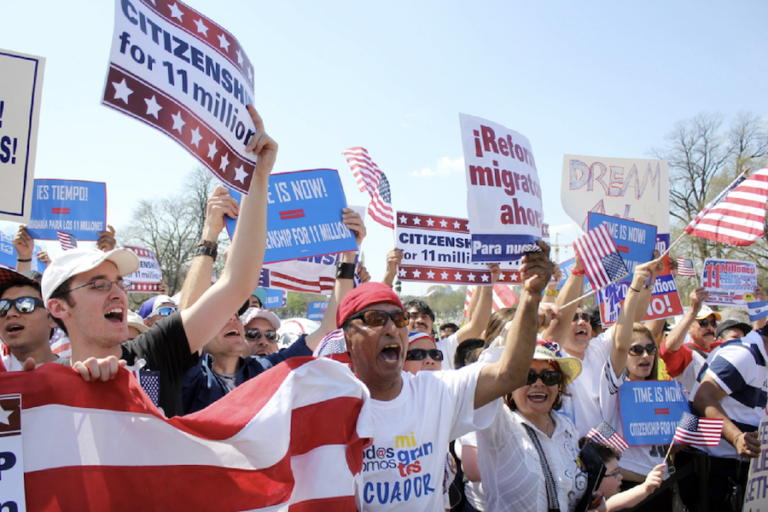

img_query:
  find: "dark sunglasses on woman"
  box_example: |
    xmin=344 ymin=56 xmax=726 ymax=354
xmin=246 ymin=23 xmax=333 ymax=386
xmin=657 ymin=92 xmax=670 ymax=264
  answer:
xmin=628 ymin=343 xmax=657 ymax=356
xmin=526 ymin=370 xmax=561 ymax=386
xmin=406 ymin=349 xmax=444 ymax=361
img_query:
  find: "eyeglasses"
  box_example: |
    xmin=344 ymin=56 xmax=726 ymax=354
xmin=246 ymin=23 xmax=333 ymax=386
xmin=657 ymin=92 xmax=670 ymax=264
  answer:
xmin=697 ymin=319 xmax=717 ymax=328
xmin=245 ymin=329 xmax=278 ymax=342
xmin=406 ymin=348 xmax=444 ymax=362
xmin=0 ymin=297 xmax=46 ymax=317
xmin=526 ymin=370 xmax=561 ymax=386
xmin=345 ymin=309 xmax=410 ymax=328
xmin=628 ymin=343 xmax=658 ymax=356
xmin=573 ymin=312 xmax=590 ymax=323
xmin=69 ymin=278 xmax=130 ymax=294
xmin=605 ymin=466 xmax=622 ymax=479
xmin=152 ymin=307 xmax=178 ymax=317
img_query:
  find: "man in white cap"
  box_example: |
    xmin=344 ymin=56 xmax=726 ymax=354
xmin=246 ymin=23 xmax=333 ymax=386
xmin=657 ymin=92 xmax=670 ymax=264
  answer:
xmin=660 ymin=287 xmax=722 ymax=393
xmin=42 ymin=104 xmax=277 ymax=417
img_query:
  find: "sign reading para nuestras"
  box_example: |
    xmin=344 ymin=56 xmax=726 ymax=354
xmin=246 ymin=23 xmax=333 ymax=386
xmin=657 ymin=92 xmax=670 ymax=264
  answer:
xmin=618 ymin=381 xmax=689 ymax=446
xmin=459 ymin=113 xmax=544 ymax=262
xmin=307 ymin=301 xmax=328 ymax=321
xmin=25 ymin=180 xmax=107 ymax=241
xmin=0 ymin=49 xmax=44 ymax=224
xmin=102 ymin=0 xmax=257 ymax=194
xmin=702 ymin=258 xmax=758 ymax=307
xmin=123 ymin=246 xmax=162 ymax=293
xmin=743 ymin=416 xmax=768 ymax=511
xmin=0 ymin=394 xmax=26 ymax=511
xmin=561 ymin=154 xmax=670 ymax=235
xmin=225 ymin=169 xmax=358 ymax=263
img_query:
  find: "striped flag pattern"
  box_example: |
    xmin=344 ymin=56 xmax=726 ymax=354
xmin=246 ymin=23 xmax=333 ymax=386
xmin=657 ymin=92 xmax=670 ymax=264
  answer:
xmin=673 ymin=412 xmax=724 ymax=447
xmin=314 ymin=328 xmax=347 ymax=357
xmin=464 ymin=284 xmax=520 ymax=317
xmin=748 ymin=301 xmax=768 ymax=323
xmin=586 ymin=420 xmax=629 ymax=453
xmin=684 ymin=167 xmax=768 ymax=246
xmin=573 ymin=224 xmax=629 ymax=290
xmin=56 ymin=230 xmax=78 ymax=250
xmin=676 ymin=258 xmax=697 ymax=277
xmin=342 ymin=147 xmax=395 ymax=229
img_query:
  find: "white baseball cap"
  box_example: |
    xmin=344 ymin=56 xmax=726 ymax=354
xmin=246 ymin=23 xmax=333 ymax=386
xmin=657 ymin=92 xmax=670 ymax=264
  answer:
xmin=150 ymin=295 xmax=177 ymax=317
xmin=42 ymin=247 xmax=140 ymax=303
xmin=240 ymin=307 xmax=281 ymax=330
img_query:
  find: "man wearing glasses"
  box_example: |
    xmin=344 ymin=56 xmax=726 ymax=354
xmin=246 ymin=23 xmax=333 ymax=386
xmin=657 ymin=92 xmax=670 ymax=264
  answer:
xmin=660 ymin=287 xmax=722 ymax=393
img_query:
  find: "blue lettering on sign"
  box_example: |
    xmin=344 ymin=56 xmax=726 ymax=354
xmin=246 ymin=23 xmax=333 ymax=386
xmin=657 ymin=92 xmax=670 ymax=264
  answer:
xmin=363 ymin=475 xmax=435 ymax=505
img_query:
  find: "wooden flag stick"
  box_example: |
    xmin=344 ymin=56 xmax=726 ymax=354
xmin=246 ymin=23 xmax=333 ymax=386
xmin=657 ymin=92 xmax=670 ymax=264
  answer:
xmin=663 ymin=440 xmax=675 ymax=464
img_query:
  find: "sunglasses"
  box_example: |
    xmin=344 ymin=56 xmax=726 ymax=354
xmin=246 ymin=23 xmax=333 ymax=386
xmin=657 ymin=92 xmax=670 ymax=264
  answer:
xmin=628 ymin=343 xmax=658 ymax=356
xmin=526 ymin=369 xmax=561 ymax=386
xmin=697 ymin=319 xmax=717 ymax=328
xmin=406 ymin=348 xmax=444 ymax=362
xmin=345 ymin=309 xmax=410 ymax=328
xmin=573 ymin=312 xmax=590 ymax=323
xmin=152 ymin=307 xmax=178 ymax=317
xmin=0 ymin=296 xmax=46 ymax=317
xmin=245 ymin=329 xmax=278 ymax=342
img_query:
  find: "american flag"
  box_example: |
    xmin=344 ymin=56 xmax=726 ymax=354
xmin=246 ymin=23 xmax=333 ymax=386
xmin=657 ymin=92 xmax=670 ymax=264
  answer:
xmin=314 ymin=328 xmax=347 ymax=357
xmin=676 ymin=258 xmax=697 ymax=277
xmin=684 ymin=167 xmax=768 ymax=246
xmin=673 ymin=412 xmax=724 ymax=447
xmin=748 ymin=301 xmax=768 ymax=323
xmin=464 ymin=284 xmax=519 ymax=317
xmin=0 ymin=358 xmax=370 ymax=511
xmin=342 ymin=147 xmax=395 ymax=229
xmin=586 ymin=420 xmax=629 ymax=453
xmin=573 ymin=224 xmax=629 ymax=290
xmin=56 ymin=230 xmax=78 ymax=250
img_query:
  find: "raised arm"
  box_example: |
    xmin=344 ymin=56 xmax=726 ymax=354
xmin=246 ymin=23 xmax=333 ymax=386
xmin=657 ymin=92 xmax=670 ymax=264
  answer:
xmin=381 ymin=248 xmax=402 ymax=288
xmin=13 ymin=225 xmax=34 ymax=272
xmin=474 ymin=242 xmax=554 ymax=409
xmin=664 ymin=288 xmax=707 ymax=352
xmin=541 ymin=254 xmax=585 ymax=342
xmin=456 ymin=264 xmax=499 ymax=343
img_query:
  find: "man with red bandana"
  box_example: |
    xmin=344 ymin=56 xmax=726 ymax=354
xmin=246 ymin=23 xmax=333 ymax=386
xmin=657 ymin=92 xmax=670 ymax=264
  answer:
xmin=339 ymin=242 xmax=553 ymax=511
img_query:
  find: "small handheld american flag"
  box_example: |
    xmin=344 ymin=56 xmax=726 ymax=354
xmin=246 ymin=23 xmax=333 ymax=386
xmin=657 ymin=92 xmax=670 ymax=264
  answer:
xmin=676 ymin=258 xmax=697 ymax=277
xmin=673 ymin=412 xmax=724 ymax=447
xmin=573 ymin=224 xmax=628 ymax=290
xmin=586 ymin=420 xmax=629 ymax=453
xmin=56 ymin=230 xmax=78 ymax=251
xmin=342 ymin=147 xmax=395 ymax=229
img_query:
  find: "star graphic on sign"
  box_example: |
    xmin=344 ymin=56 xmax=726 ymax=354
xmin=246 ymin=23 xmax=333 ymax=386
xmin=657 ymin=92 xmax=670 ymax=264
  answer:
xmin=112 ymin=78 xmax=133 ymax=104
xmin=399 ymin=268 xmax=407 ymax=277
xmin=412 ymin=269 xmax=421 ymax=278
xmin=236 ymin=49 xmax=244 ymax=66
xmin=0 ymin=404 xmax=13 ymax=425
xmin=453 ymin=221 xmax=461 ymax=229
xmin=190 ymin=127 xmax=202 ymax=147
xmin=168 ymin=2 xmax=184 ymax=21
xmin=426 ymin=270 xmax=435 ymax=279
xmin=498 ymin=273 xmax=505 ymax=280
xmin=218 ymin=34 xmax=230 ymax=52
xmin=399 ymin=215 xmax=408 ymax=224
xmin=454 ymin=272 xmax=463 ymax=280
xmin=194 ymin=18 xmax=209 ymax=36
xmin=171 ymin=111 xmax=185 ymax=134
xmin=439 ymin=219 xmax=448 ymax=228
xmin=468 ymin=273 xmax=476 ymax=281
xmin=207 ymin=141 xmax=218 ymax=160
xmin=234 ymin=165 xmax=247 ymax=183
xmin=413 ymin=217 xmax=421 ymax=225
xmin=144 ymin=95 xmax=162 ymax=119
xmin=509 ymin=273 xmax=519 ymax=282
xmin=219 ymin=153 xmax=230 ymax=172
xmin=481 ymin=274 xmax=490 ymax=282
xmin=440 ymin=271 xmax=449 ymax=280
xmin=426 ymin=218 xmax=434 ymax=226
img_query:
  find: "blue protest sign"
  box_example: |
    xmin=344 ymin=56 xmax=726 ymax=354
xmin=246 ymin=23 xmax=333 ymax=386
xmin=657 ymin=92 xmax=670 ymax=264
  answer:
xmin=588 ymin=213 xmax=656 ymax=276
xmin=264 ymin=288 xmax=286 ymax=309
xmin=307 ymin=301 xmax=328 ymax=321
xmin=25 ymin=179 xmax=107 ymax=241
xmin=618 ymin=381 xmax=690 ymax=446
xmin=557 ymin=257 xmax=591 ymax=293
xmin=0 ymin=230 xmax=46 ymax=272
xmin=225 ymin=169 xmax=357 ymax=263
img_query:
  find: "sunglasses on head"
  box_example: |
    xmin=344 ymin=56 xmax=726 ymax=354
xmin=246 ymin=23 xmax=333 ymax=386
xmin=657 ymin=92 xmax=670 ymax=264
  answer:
xmin=152 ymin=307 xmax=178 ymax=317
xmin=628 ymin=343 xmax=657 ymax=356
xmin=697 ymin=318 xmax=717 ymax=328
xmin=526 ymin=369 xmax=561 ymax=386
xmin=0 ymin=297 xmax=45 ymax=317
xmin=406 ymin=348 xmax=443 ymax=362
xmin=573 ymin=312 xmax=590 ymax=323
xmin=345 ymin=309 xmax=410 ymax=328
xmin=245 ymin=329 xmax=278 ymax=342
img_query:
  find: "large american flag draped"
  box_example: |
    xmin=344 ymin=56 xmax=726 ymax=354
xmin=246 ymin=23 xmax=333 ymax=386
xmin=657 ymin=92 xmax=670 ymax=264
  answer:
xmin=586 ymin=420 xmax=629 ymax=453
xmin=56 ymin=230 xmax=78 ymax=251
xmin=573 ymin=224 xmax=628 ymax=290
xmin=684 ymin=167 xmax=768 ymax=246
xmin=673 ymin=412 xmax=724 ymax=447
xmin=342 ymin=147 xmax=395 ymax=229
xmin=0 ymin=358 xmax=371 ymax=511
xmin=676 ymin=258 xmax=697 ymax=277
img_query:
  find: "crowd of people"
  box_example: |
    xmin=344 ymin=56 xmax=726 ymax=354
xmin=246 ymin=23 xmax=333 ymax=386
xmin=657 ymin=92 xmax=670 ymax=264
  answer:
xmin=1 ymin=105 xmax=766 ymax=512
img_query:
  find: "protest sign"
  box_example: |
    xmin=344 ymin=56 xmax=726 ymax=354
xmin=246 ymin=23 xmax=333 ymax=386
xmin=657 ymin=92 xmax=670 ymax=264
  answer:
xmin=0 ymin=229 xmax=46 ymax=272
xmin=459 ymin=114 xmax=544 ymax=262
xmin=25 ymin=179 xmax=107 ymax=241
xmin=0 ymin=49 xmax=44 ymax=224
xmin=702 ymin=258 xmax=758 ymax=307
xmin=743 ymin=415 xmax=768 ymax=512
xmin=262 ymin=288 xmax=286 ymax=309
xmin=557 ymin=258 xmax=592 ymax=293
xmin=307 ymin=301 xmax=328 ymax=321
xmin=0 ymin=394 xmax=26 ymax=511
xmin=618 ymin=381 xmax=689 ymax=446
xmin=561 ymin=155 xmax=670 ymax=239
xmin=102 ymin=0 xmax=257 ymax=194
xmin=123 ymin=246 xmax=162 ymax=293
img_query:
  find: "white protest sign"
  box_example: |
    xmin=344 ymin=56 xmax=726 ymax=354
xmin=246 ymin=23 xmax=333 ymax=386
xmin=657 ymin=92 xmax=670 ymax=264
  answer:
xmin=743 ymin=415 xmax=768 ymax=511
xmin=0 ymin=49 xmax=44 ymax=224
xmin=702 ymin=258 xmax=758 ymax=307
xmin=459 ymin=114 xmax=544 ymax=262
xmin=561 ymin=155 xmax=669 ymax=233
xmin=102 ymin=0 xmax=257 ymax=194
xmin=123 ymin=246 xmax=163 ymax=293
xmin=0 ymin=394 xmax=26 ymax=512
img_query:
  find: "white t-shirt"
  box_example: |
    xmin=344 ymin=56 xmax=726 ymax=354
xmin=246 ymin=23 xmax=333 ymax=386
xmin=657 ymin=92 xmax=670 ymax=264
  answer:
xmin=563 ymin=330 xmax=614 ymax=437
xmin=436 ymin=332 xmax=459 ymax=370
xmin=356 ymin=363 xmax=497 ymax=511
xmin=1 ymin=351 xmax=24 ymax=372
xmin=456 ymin=431 xmax=486 ymax=511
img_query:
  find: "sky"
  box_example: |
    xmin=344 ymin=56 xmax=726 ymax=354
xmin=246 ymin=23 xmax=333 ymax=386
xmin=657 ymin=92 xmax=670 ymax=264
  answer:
xmin=1 ymin=0 xmax=767 ymax=296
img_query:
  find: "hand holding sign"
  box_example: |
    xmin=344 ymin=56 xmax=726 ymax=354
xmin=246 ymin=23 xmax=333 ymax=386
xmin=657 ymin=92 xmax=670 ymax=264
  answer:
xmin=520 ymin=241 xmax=553 ymax=295
xmin=12 ymin=225 xmax=33 ymax=261
xmin=341 ymin=207 xmax=366 ymax=248
xmin=245 ymin=105 xmax=277 ymax=184
xmin=96 ymin=225 xmax=117 ymax=252
xmin=205 ymin=185 xmax=239 ymax=237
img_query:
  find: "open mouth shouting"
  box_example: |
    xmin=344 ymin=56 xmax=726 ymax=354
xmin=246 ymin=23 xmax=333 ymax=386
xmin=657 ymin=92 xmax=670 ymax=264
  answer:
xmin=224 ymin=328 xmax=241 ymax=339
xmin=526 ymin=391 xmax=550 ymax=404
xmin=379 ymin=342 xmax=402 ymax=365
xmin=104 ymin=306 xmax=125 ymax=324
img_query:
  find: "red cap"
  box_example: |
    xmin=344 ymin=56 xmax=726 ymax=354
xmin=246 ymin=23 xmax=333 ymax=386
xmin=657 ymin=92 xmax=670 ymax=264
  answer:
xmin=336 ymin=282 xmax=403 ymax=328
